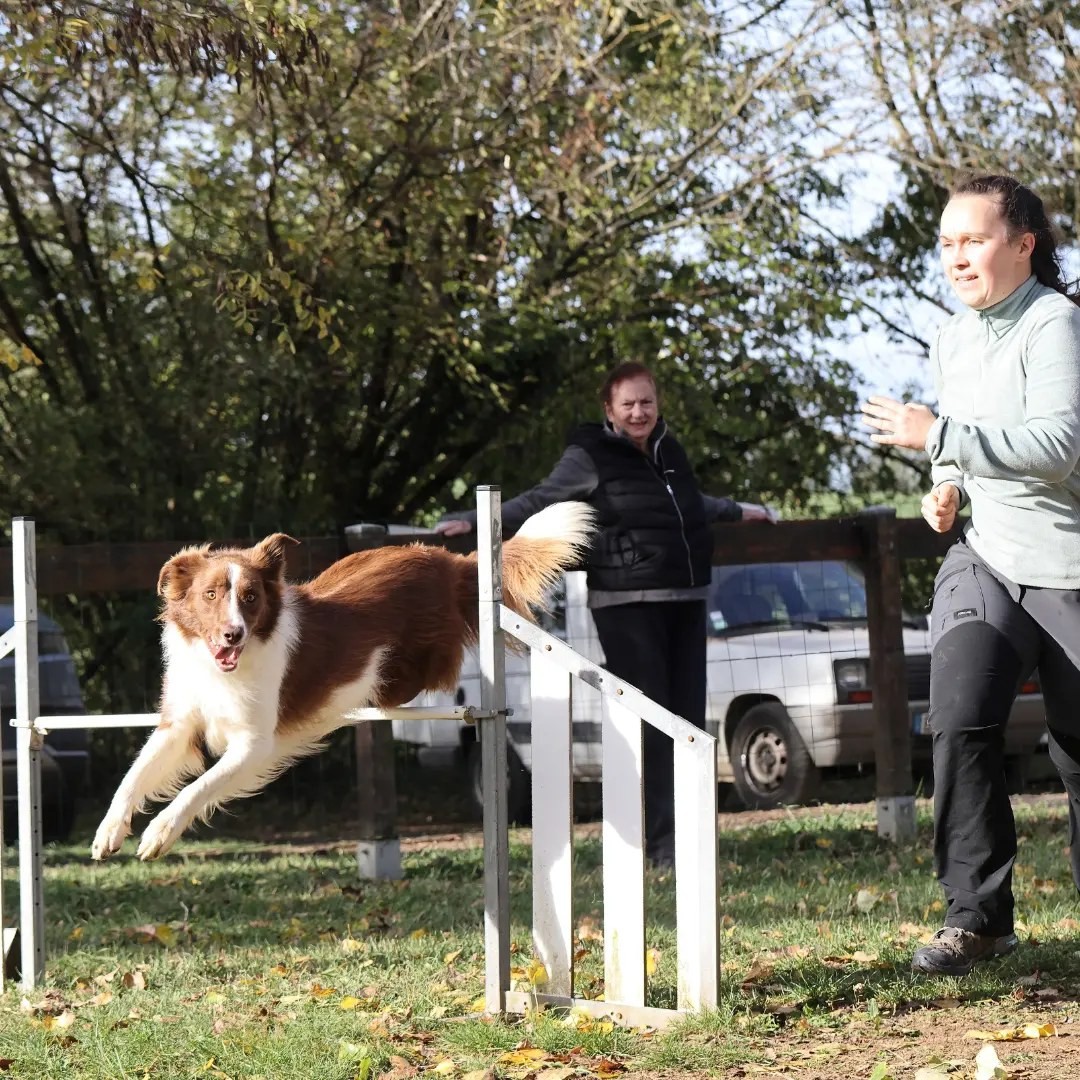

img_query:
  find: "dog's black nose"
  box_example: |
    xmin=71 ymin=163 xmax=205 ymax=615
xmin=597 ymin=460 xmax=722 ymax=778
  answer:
xmin=222 ymin=625 xmax=244 ymax=646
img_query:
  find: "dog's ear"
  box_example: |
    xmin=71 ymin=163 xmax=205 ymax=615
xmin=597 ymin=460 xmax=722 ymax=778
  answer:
xmin=157 ymin=549 xmax=207 ymax=601
xmin=251 ymin=533 xmax=300 ymax=576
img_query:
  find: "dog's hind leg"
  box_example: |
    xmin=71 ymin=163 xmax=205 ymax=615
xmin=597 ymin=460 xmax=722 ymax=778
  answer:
xmin=135 ymin=734 xmax=277 ymax=860
xmin=92 ymin=720 xmax=206 ymax=860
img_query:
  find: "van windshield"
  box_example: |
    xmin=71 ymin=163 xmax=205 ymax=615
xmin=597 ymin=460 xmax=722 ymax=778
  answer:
xmin=708 ymin=561 xmax=915 ymax=636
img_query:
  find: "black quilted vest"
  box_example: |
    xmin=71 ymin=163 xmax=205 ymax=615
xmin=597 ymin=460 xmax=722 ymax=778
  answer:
xmin=568 ymin=421 xmax=713 ymax=592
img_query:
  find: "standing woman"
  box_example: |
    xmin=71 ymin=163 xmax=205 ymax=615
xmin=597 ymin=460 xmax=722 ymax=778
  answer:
xmin=437 ymin=361 xmax=772 ymax=867
xmin=863 ymin=175 xmax=1080 ymax=976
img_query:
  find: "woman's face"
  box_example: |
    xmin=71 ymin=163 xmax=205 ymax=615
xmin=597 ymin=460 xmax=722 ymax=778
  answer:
xmin=939 ymin=194 xmax=1034 ymax=310
xmin=604 ymin=373 xmax=658 ymax=450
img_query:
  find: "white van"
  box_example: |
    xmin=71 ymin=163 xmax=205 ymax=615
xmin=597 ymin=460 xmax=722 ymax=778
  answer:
xmin=393 ymin=559 xmax=1047 ymax=818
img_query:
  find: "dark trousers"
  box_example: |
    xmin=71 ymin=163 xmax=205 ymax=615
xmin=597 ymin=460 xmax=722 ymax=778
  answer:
xmin=929 ymin=541 xmax=1080 ymax=936
xmin=590 ymin=600 xmax=707 ymax=859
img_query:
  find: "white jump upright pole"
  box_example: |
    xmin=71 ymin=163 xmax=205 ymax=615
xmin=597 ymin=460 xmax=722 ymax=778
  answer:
xmin=13 ymin=517 xmax=45 ymax=988
xmin=0 ymin=580 xmax=15 ymax=981
xmin=476 ymin=486 xmax=510 ymax=1014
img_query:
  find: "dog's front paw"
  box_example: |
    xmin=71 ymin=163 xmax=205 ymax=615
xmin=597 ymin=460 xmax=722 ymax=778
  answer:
xmin=91 ymin=814 xmax=131 ymax=860
xmin=136 ymin=812 xmax=186 ymax=861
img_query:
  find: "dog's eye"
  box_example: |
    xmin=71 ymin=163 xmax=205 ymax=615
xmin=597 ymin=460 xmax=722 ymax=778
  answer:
xmin=205 ymin=589 xmax=216 ymax=600
xmin=242 ymin=592 xmax=256 ymax=604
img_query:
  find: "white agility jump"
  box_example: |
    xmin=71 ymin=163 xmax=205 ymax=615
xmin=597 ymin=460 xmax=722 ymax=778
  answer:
xmin=1 ymin=488 xmax=719 ymax=1026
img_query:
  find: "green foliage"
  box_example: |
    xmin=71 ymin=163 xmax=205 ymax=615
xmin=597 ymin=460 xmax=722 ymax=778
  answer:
xmin=0 ymin=0 xmax=865 ymax=550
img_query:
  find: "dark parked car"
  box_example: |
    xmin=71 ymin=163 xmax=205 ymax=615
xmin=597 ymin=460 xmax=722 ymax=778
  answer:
xmin=1 ymin=605 xmax=89 ymax=841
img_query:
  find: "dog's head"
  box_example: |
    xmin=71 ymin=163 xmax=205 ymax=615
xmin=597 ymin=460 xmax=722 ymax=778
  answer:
xmin=157 ymin=533 xmax=299 ymax=672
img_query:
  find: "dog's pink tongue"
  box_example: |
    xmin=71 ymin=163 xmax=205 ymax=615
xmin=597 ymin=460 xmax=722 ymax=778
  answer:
xmin=214 ymin=645 xmax=240 ymax=666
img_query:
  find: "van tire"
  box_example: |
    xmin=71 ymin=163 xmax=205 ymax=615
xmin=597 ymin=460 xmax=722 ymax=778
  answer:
xmin=466 ymin=742 xmax=531 ymax=825
xmin=730 ymin=703 xmax=819 ymax=810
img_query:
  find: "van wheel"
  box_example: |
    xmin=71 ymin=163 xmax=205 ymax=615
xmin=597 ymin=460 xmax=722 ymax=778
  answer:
xmin=730 ymin=704 xmax=819 ymax=810
xmin=466 ymin=742 xmax=531 ymax=825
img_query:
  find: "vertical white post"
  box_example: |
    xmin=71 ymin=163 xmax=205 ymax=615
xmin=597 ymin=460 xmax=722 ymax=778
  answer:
xmin=477 ymin=486 xmax=510 ymax=1014
xmin=530 ymin=650 xmax=573 ymax=997
xmin=13 ymin=518 xmax=44 ymax=988
xmin=602 ymin=696 xmax=645 ymax=1006
xmin=674 ymin=736 xmax=719 ymax=1010
xmin=0 ymin=565 xmax=9 ymax=981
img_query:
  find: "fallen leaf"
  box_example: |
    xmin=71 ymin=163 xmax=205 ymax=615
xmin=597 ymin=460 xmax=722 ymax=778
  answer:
xmin=646 ymin=948 xmax=661 ymax=976
xmin=964 ymin=1022 xmax=1056 ymax=1041
xmin=128 ymin=923 xmax=177 ymax=948
xmin=385 ymin=1054 xmax=417 ymax=1078
xmin=342 ymin=938 xmax=365 ymax=954
xmin=204 ymin=991 xmax=226 ymax=1005
xmin=740 ymin=959 xmax=775 ymax=987
xmin=500 ymin=1047 xmax=549 ymax=1067
xmin=89 ymin=991 xmax=113 ymax=1007
xmin=340 ymin=997 xmax=362 ymax=1010
xmin=0 ymin=1060 xmax=12 ymax=1072
xmin=409 ymin=928 xmax=428 ymax=940
xmin=337 ymin=1039 xmax=371 ymax=1063
xmin=42 ymin=1010 xmax=76 ymax=1031
xmin=443 ymin=949 xmax=463 ymax=966
xmin=576 ymin=916 xmax=603 ymax=943
xmin=431 ymin=1061 xmax=455 ymax=1075
xmin=777 ymin=944 xmax=811 ymax=958
xmin=310 ymin=983 xmax=336 ymax=999
xmin=1021 ymin=1022 xmax=1057 ymax=1039
xmin=855 ymin=889 xmax=879 ymax=914
xmin=123 ymin=971 xmax=148 ymax=991
xmin=525 ymin=959 xmax=548 ymax=986
xmin=591 ymin=1056 xmax=626 ymax=1078
xmin=898 ymin=922 xmax=934 ymax=942
xmin=20 ymin=991 xmax=68 ymax=1015
xmin=974 ymin=1043 xmax=1008 ymax=1080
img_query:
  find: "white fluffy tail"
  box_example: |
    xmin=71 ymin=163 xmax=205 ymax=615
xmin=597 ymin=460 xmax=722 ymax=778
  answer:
xmin=514 ymin=501 xmax=596 ymax=554
xmin=485 ymin=501 xmax=597 ymax=620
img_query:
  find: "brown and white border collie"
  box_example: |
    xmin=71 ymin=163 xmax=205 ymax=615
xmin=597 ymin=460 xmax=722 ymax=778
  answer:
xmin=91 ymin=501 xmax=595 ymax=861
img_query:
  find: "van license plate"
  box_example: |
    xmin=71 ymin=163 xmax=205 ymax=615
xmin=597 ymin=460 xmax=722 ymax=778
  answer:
xmin=911 ymin=711 xmax=931 ymax=735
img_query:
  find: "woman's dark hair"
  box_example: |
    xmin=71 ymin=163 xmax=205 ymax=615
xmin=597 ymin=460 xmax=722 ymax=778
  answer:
xmin=600 ymin=361 xmax=657 ymax=406
xmin=952 ymin=174 xmax=1079 ymax=305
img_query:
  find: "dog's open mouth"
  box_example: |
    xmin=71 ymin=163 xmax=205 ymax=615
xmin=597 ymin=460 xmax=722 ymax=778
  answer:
xmin=211 ymin=643 xmax=244 ymax=672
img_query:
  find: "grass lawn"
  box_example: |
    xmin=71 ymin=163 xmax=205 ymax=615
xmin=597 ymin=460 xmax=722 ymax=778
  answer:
xmin=3 ymin=795 xmax=1080 ymax=1079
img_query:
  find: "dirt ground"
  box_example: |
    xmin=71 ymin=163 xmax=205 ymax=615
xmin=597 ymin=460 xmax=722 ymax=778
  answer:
xmin=712 ymin=1009 xmax=1080 ymax=1079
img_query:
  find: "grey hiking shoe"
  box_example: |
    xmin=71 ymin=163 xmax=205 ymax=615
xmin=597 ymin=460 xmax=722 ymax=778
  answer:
xmin=912 ymin=927 xmax=1018 ymax=977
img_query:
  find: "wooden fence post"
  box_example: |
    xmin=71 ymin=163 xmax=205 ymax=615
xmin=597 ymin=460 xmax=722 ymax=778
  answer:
xmin=355 ymin=721 xmax=402 ymax=878
xmin=859 ymin=506 xmax=916 ymax=842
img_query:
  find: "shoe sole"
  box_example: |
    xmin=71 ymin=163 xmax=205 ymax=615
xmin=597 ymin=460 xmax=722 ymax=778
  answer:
xmin=911 ymin=934 xmax=1019 ymax=977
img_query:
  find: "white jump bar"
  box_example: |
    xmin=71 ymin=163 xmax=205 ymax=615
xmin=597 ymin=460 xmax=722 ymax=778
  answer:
xmin=9 ymin=705 xmax=506 ymax=733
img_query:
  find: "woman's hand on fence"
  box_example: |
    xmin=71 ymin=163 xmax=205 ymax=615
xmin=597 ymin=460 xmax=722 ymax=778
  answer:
xmin=921 ymin=483 xmax=960 ymax=533
xmin=737 ymin=503 xmax=779 ymax=523
xmin=434 ymin=519 xmax=472 ymax=536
